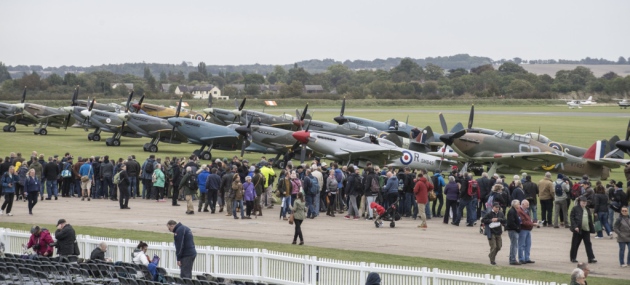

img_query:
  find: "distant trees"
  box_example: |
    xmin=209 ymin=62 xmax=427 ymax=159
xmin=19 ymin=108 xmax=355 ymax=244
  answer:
xmin=0 ymin=62 xmax=11 ymax=83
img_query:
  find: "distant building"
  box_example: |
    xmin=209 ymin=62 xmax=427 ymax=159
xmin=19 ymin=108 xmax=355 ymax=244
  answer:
xmin=174 ymin=85 xmax=189 ymax=95
xmin=304 ymin=85 xmax=324 ymax=93
xmin=260 ymin=84 xmax=280 ymax=95
xmin=176 ymin=84 xmax=228 ymax=100
xmin=111 ymin=83 xmax=134 ymax=89
xmin=160 ymin=84 xmax=172 ymax=93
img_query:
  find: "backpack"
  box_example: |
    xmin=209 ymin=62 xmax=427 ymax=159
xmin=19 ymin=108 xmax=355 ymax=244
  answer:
xmin=370 ymin=176 xmax=380 ymax=193
xmin=308 ymin=176 xmax=319 ymax=195
xmin=570 ymin=183 xmax=582 ymax=200
xmin=186 ymin=174 xmax=198 ymax=190
xmin=485 ymin=192 xmax=495 ymax=209
xmin=431 ymin=175 xmax=442 ymax=192
xmin=145 ymin=161 xmax=154 ymax=174
xmin=467 ymin=180 xmax=479 ymax=198
xmin=113 ymin=171 xmax=122 ymax=185
xmin=554 ymin=182 xmax=564 ymax=197
xmin=60 ymin=163 xmax=72 ymax=178
xmin=353 ymin=174 xmax=363 ymax=194
xmin=17 ymin=166 xmax=29 ymax=186
xmin=165 ymin=164 xmax=173 ymax=180
xmin=397 ymin=177 xmax=405 ymax=191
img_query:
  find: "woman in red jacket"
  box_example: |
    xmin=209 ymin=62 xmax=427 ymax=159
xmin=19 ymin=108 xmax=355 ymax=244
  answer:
xmin=414 ymin=174 xmax=433 ymax=229
xmin=24 ymin=225 xmax=54 ymax=257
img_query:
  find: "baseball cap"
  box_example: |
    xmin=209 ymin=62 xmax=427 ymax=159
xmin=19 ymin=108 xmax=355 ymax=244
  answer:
xmin=215 ymin=159 xmax=221 ymax=163
xmin=56 ymin=219 xmax=66 ymax=226
xmin=321 ymin=162 xmax=327 ymax=167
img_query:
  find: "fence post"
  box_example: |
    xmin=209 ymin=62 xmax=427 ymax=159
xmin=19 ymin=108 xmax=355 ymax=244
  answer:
xmin=432 ymin=268 xmax=439 ymax=285
xmin=213 ymin=246 xmax=219 ymax=276
xmin=484 ymin=273 xmax=491 ymax=285
xmin=359 ymin=262 xmax=367 ymax=285
xmin=421 ymin=267 xmax=428 ymax=285
xmin=494 ymin=275 xmax=502 ymax=285
xmin=253 ymin=248 xmax=259 ymax=281
xmin=310 ymin=256 xmax=317 ymax=285
xmin=261 ymin=249 xmax=268 ymax=280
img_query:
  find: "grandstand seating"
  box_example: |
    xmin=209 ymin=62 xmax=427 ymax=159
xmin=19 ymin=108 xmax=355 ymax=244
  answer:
xmin=0 ymin=253 xmax=276 ymax=285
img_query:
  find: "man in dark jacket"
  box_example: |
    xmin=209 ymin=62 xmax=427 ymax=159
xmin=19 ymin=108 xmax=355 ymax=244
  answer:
xmin=167 ymin=220 xmax=196 ymax=279
xmin=522 ymin=175 xmax=539 ymax=224
xmin=205 ymin=168 xmax=222 ymax=213
xmin=100 ymin=156 xmax=114 ymax=200
xmin=363 ymin=167 xmax=379 ymax=220
xmin=570 ymin=197 xmax=597 ymax=263
xmin=90 ymin=242 xmax=109 ymax=261
xmin=476 ymin=172 xmax=492 ymax=219
xmin=482 ymin=203 xmax=506 ymax=265
xmin=125 ymin=156 xmax=141 ymax=198
xmin=506 ymin=200 xmax=522 ymax=265
xmin=54 ymin=219 xmax=76 ymax=256
xmin=220 ymin=167 xmax=236 ymax=214
xmin=454 ymin=173 xmax=474 ymax=226
xmin=42 ymin=158 xmax=60 ymax=200
xmin=170 ymin=159 xmax=182 ymax=206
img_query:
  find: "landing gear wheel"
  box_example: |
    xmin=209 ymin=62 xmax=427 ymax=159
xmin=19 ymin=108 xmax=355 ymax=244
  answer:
xmin=88 ymin=133 xmax=94 ymax=141
xmin=2 ymin=126 xmax=7 ymax=132
xmin=390 ymin=222 xmax=395 ymax=228
xmin=143 ymin=143 xmax=150 ymax=151
xmin=149 ymin=145 xmax=158 ymax=153
xmin=193 ymin=150 xmax=202 ymax=157
xmin=8 ymin=126 xmax=15 ymax=132
xmin=39 ymin=129 xmax=47 ymax=135
xmin=112 ymin=139 xmax=121 ymax=146
xmin=200 ymin=151 xmax=211 ymax=160
xmin=92 ymin=134 xmax=101 ymax=141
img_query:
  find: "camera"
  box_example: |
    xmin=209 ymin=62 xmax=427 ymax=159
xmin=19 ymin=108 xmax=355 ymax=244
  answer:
xmin=32 ymin=244 xmax=40 ymax=251
xmin=49 ymin=242 xmax=57 ymax=248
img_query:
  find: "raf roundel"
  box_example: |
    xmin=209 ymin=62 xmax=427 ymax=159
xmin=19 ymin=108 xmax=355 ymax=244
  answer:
xmin=400 ymin=150 xmax=413 ymax=165
xmin=105 ymin=118 xmax=111 ymax=124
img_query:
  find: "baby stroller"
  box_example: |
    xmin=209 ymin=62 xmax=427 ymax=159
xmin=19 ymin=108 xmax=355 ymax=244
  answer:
xmin=373 ymin=199 xmax=401 ymax=228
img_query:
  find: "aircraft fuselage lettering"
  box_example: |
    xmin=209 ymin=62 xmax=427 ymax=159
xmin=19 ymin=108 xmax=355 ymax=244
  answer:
xmin=184 ymin=121 xmax=200 ymax=128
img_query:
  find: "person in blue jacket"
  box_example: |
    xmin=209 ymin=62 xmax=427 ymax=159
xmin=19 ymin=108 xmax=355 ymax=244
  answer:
xmin=382 ymin=171 xmax=399 ymax=209
xmin=2 ymin=166 xmax=19 ymax=216
xmin=24 ymin=169 xmax=41 ymax=215
xmin=166 ymin=220 xmax=196 ymax=278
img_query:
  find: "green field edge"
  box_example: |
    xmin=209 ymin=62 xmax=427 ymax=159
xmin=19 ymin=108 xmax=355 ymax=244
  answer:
xmin=0 ymin=222 xmax=624 ymax=284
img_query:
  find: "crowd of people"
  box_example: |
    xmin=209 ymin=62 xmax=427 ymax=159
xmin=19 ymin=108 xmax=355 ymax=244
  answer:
xmin=3 ymin=150 xmax=630 ymax=273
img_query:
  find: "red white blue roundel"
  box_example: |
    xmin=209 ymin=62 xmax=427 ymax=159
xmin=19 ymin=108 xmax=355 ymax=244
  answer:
xmin=400 ymin=150 xmax=413 ymax=165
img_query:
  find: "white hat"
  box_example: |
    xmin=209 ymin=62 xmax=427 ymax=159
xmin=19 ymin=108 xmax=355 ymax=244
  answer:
xmin=321 ymin=162 xmax=327 ymax=167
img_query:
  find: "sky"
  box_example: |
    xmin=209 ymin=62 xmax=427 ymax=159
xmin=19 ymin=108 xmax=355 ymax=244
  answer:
xmin=1 ymin=0 xmax=628 ymax=68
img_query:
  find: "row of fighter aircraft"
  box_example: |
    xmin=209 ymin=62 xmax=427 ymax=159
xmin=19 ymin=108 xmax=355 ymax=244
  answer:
xmin=2 ymin=88 xmax=630 ymax=179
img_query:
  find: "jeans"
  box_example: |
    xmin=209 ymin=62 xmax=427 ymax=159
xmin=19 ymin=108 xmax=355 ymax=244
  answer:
xmin=232 ymin=200 xmax=244 ymax=218
xmin=314 ymin=191 xmax=321 ymax=215
xmin=508 ymin=230 xmax=519 ymax=263
xmin=433 ymin=192 xmax=444 ymax=217
xmin=540 ymin=199 xmax=553 ymax=225
xmin=142 ymin=178 xmax=152 ymax=199
xmin=101 ymin=177 xmax=113 ymax=198
xmin=609 ymin=208 xmax=616 ymax=230
xmin=306 ymin=194 xmax=316 ymax=218
xmin=596 ymin=211 xmax=612 ymax=237
xmin=39 ymin=178 xmax=45 ymax=197
xmin=281 ymin=196 xmax=292 ymax=218
xmin=529 ymin=204 xmax=538 ymax=222
xmin=128 ymin=176 xmax=138 ymax=197
xmin=179 ymin=255 xmax=196 ymax=279
xmin=119 ymin=187 xmax=129 ymax=209
xmin=425 ymin=202 xmax=432 ymax=219
xmin=293 ymin=219 xmax=304 ymax=242
xmin=92 ymin=178 xmax=101 ymax=198
xmin=619 ymin=242 xmax=630 ymax=265
xmin=455 ymin=198 xmax=476 ymax=225
xmin=404 ymin=192 xmax=416 ymax=217
xmin=553 ymin=199 xmax=568 ymax=227
xmin=74 ymin=179 xmax=82 ymax=196
xmin=518 ymin=230 xmax=532 ymax=262
xmin=46 ymin=180 xmax=58 ymax=198
xmin=444 ymin=200 xmax=458 ymax=223
xmin=366 ymin=196 xmax=376 ymax=218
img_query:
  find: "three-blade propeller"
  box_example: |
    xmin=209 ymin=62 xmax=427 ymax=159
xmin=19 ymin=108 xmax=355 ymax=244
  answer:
xmin=333 ymin=97 xmax=347 ymax=125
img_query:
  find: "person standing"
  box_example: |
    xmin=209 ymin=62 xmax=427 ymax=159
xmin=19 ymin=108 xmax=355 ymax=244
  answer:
xmin=382 ymin=171 xmax=399 ymax=209
xmin=522 ymin=175 xmax=539 ymax=225
xmin=593 ymin=185 xmax=613 ymax=239
xmin=205 ymin=168 xmax=221 ymax=213
xmin=538 ymin=172 xmax=554 ymax=227
xmin=179 ymin=167 xmax=196 ymax=215
xmin=100 ymin=156 xmax=114 ymax=199
xmin=443 ymin=176 xmax=459 ymax=224
xmin=196 ymin=165 xmax=209 ymax=211
xmin=1 ymin=166 xmax=19 ymax=216
xmin=220 ymin=166 xmax=237 ymax=215
xmin=28 ymin=156 xmax=44 ymax=201
xmin=243 ymin=176 xmax=256 ymax=219
xmin=291 ymin=192 xmax=306 ymax=245
xmin=252 ymin=168 xmax=265 ymax=216
xmin=24 ymin=169 xmax=40 ymax=215
xmin=125 ymin=156 xmax=140 ymax=198
xmin=570 ymin=197 xmax=597 ymax=263
xmin=152 ymin=163 xmax=166 ymax=202
xmin=506 ymin=199 xmax=522 ymax=265
xmin=260 ymin=161 xmax=275 ymax=209
xmin=42 ymin=157 xmax=59 ymax=200
xmin=166 ymin=220 xmax=196 ymax=279
xmin=231 ymin=174 xmax=245 ymax=219
xmin=78 ymin=159 xmax=93 ymax=201
xmin=170 ymin=159 xmax=182 ymax=206
xmin=613 ymin=206 xmax=630 ymax=267
xmin=516 ymin=200 xmax=535 ymax=264
xmin=117 ymin=164 xmax=131 ymax=209
xmin=54 ymin=219 xmax=77 ymax=256
xmin=553 ymin=174 xmax=570 ymax=228
xmin=414 ymin=173 xmax=430 ymax=229
xmin=482 ymin=202 xmax=506 ymax=265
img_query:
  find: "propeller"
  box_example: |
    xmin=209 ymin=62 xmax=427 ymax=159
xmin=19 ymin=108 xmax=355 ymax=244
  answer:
xmin=235 ymin=115 xmax=254 ymax=157
xmin=132 ymin=95 xmax=145 ymax=113
xmin=292 ymin=104 xmax=309 ymax=130
xmin=467 ymin=105 xmax=474 ymax=129
xmin=333 ymin=97 xmax=347 ymax=125
xmin=125 ymin=91 xmax=134 ymax=112
xmin=21 ymin=87 xmax=26 ymax=103
xmin=291 ymin=120 xmax=314 ymax=163
xmin=169 ymin=96 xmax=184 ymax=143
xmin=63 ymin=113 xmax=72 ymax=130
xmin=71 ymin=87 xmax=79 ymax=106
xmin=231 ymin=98 xmax=247 ymax=123
xmin=614 ymin=119 xmax=630 ymax=154
xmin=208 ymin=93 xmax=213 ymax=108
xmin=81 ymin=99 xmax=96 ymax=125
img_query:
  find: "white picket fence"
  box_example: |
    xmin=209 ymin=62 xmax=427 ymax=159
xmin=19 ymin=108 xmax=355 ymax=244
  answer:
xmin=0 ymin=228 xmax=566 ymax=285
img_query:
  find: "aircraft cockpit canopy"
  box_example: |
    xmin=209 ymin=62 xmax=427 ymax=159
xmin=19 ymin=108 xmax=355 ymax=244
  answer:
xmin=524 ymin=132 xmax=550 ymax=143
xmin=279 ymin=113 xmax=293 ymax=120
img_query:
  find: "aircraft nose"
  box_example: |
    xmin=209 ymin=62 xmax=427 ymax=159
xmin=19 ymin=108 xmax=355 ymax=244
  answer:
xmin=117 ymin=113 xmax=130 ymax=121
xmin=231 ymin=109 xmax=241 ymax=117
xmin=292 ymin=130 xmax=310 ymax=144
xmin=616 ymin=140 xmax=630 ymax=153
xmin=333 ymin=116 xmax=347 ymax=125
xmin=80 ymin=110 xmax=91 ymax=117
xmin=131 ymin=103 xmax=140 ymax=111
xmin=167 ymin=118 xmax=179 ymax=127
xmin=62 ymin=106 xmax=74 ymax=113
xmin=235 ymin=125 xmax=249 ymax=137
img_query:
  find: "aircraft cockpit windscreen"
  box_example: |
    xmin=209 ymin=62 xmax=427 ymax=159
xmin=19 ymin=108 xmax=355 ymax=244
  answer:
xmin=279 ymin=113 xmax=293 ymax=120
xmin=525 ymin=132 xmax=550 ymax=143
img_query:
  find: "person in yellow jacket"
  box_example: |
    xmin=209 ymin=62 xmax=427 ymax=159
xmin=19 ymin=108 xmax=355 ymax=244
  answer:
xmin=260 ymin=161 xmax=275 ymax=209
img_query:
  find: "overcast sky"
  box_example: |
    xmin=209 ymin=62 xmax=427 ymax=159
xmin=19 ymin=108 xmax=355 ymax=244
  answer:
xmin=1 ymin=0 xmax=628 ymax=67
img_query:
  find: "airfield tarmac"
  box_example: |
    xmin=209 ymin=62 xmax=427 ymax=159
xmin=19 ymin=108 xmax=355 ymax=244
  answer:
xmin=4 ymin=196 xmax=628 ymax=280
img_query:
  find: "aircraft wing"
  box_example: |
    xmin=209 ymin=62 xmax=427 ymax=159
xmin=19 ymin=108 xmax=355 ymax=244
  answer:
xmin=333 ymin=148 xmax=404 ymax=161
xmin=147 ymin=129 xmax=188 ymax=143
xmin=473 ymin=152 xmax=567 ymax=169
xmin=593 ymin=158 xmax=626 ymax=168
xmin=427 ymin=151 xmax=465 ymax=161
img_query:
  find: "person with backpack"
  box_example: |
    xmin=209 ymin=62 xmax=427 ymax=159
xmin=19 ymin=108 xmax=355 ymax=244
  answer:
xmin=343 ymin=166 xmax=361 ymax=220
xmin=553 ymin=174 xmax=570 ymax=228
xmin=610 ymin=182 xmax=628 ymax=224
xmin=78 ymin=158 xmax=93 ymax=201
xmin=431 ymin=170 xmax=446 ymax=218
xmin=195 ymin=165 xmax=209 ymax=211
xmin=141 ymin=155 xmax=157 ymax=200
xmin=152 ymin=163 xmax=166 ymax=202
xmin=454 ymin=173 xmax=475 ymax=227
xmin=179 ymin=166 xmax=196 ymax=215
xmin=303 ymin=169 xmax=319 ymax=219
xmin=117 ymin=164 xmax=131 ymax=209
xmin=276 ymin=170 xmax=292 ymax=220
xmin=593 ymin=185 xmax=613 ymax=239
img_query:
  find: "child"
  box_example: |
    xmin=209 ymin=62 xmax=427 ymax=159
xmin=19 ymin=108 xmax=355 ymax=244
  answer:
xmin=370 ymin=202 xmax=386 ymax=228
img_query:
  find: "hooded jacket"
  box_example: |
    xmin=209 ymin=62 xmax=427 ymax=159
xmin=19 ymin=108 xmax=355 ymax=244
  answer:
xmin=365 ymin=272 xmax=381 ymax=285
xmin=614 ymin=215 xmax=630 ymax=243
xmin=413 ymin=177 xmax=432 ymax=204
xmin=54 ymin=224 xmax=77 ymax=256
xmin=132 ymin=249 xmax=150 ymax=265
xmin=27 ymin=229 xmax=54 ymax=256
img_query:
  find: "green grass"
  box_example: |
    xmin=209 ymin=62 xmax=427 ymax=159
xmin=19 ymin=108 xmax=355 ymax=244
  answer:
xmin=0 ymin=221 xmax=624 ymax=285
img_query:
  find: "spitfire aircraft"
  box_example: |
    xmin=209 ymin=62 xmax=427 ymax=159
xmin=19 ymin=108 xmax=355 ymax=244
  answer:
xmin=117 ymin=96 xmax=188 ymax=152
xmin=290 ymin=125 xmax=455 ymax=171
xmin=333 ymin=97 xmax=417 ymax=138
xmin=431 ymin=113 xmax=623 ymax=180
xmin=203 ymin=98 xmax=310 ymax=129
xmin=0 ymin=88 xmax=74 ymax=135
xmin=167 ymin=116 xmax=242 ymax=161
xmin=80 ymin=93 xmax=142 ymax=145
xmin=131 ymin=95 xmax=206 ymax=120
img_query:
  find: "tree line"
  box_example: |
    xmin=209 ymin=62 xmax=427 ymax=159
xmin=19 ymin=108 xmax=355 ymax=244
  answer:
xmin=1 ymin=58 xmax=629 ymax=100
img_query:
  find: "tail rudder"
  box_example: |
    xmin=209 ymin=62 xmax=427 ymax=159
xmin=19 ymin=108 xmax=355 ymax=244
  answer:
xmin=583 ymin=140 xmax=606 ymax=160
xmin=587 ymin=96 xmax=593 ymax=102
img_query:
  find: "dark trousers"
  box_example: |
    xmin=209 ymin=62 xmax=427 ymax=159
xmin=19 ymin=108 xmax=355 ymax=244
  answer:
xmin=154 ymin=186 xmax=164 ymax=200
xmin=198 ymin=192 xmax=207 ymax=210
xmin=432 ymin=192 xmax=444 ymax=216
xmin=172 ymin=185 xmax=180 ymax=205
xmin=293 ymin=219 xmax=304 ymax=242
xmin=245 ymin=200 xmax=254 ymax=216
xmin=179 ymin=255 xmax=196 ymax=279
xmin=208 ymin=189 xmax=218 ymax=211
xmin=540 ymin=199 xmax=553 ymax=225
xmin=27 ymin=191 xmax=38 ymax=213
xmin=2 ymin=193 xmax=15 ymax=213
xmin=477 ymin=196 xmax=487 ymax=219
xmin=444 ymin=199 xmax=458 ymax=223
xmin=101 ymin=177 xmax=113 ymax=198
xmin=570 ymin=230 xmax=595 ymax=261
xmin=119 ymin=186 xmax=130 ymax=209
xmin=142 ymin=179 xmax=152 ymax=199
xmin=327 ymin=193 xmax=336 ymax=215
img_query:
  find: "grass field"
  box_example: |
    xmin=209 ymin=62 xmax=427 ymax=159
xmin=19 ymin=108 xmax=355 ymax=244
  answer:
xmin=1 ymin=104 xmax=629 ymax=284
xmin=0 ymin=221 xmax=626 ymax=285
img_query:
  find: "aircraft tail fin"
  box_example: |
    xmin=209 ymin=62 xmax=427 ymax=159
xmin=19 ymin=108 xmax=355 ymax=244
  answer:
xmin=587 ymin=96 xmax=593 ymax=101
xmin=583 ymin=140 xmax=606 ymax=160
xmin=383 ymin=133 xmax=402 ymax=148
